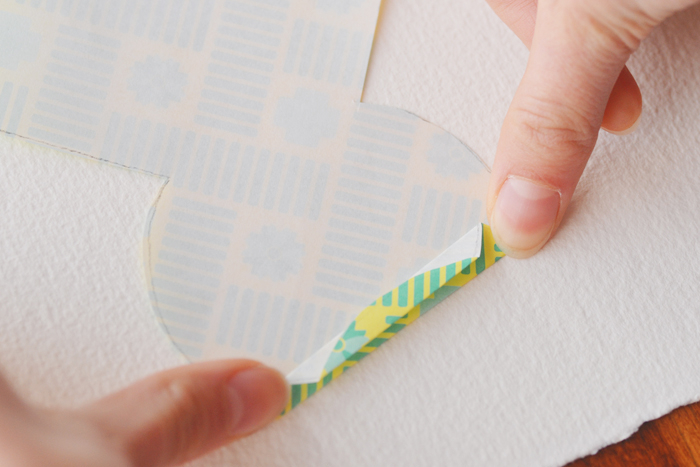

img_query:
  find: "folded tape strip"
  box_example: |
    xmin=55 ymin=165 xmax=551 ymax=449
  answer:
xmin=282 ymin=223 xmax=504 ymax=413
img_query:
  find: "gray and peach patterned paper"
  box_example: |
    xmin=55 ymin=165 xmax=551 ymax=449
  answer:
xmin=0 ymin=0 xmax=491 ymax=384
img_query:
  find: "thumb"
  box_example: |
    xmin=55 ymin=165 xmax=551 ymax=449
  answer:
xmin=81 ymin=360 xmax=288 ymax=467
xmin=487 ymin=1 xmax=659 ymax=258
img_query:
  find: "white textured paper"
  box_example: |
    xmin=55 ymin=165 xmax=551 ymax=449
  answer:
xmin=2 ymin=1 xmax=700 ymax=467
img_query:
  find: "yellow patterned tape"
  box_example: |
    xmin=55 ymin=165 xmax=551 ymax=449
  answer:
xmin=282 ymin=224 xmax=504 ymax=413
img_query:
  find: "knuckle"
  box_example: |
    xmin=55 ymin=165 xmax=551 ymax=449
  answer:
xmin=113 ymin=377 xmax=208 ymax=466
xmin=556 ymin=0 xmax=661 ymax=54
xmin=158 ymin=378 xmax=208 ymax=446
xmin=510 ymin=94 xmax=598 ymax=165
xmin=91 ymin=372 xmax=237 ymax=467
xmin=162 ymin=378 xmax=201 ymax=416
xmin=140 ymin=375 xmax=224 ymax=465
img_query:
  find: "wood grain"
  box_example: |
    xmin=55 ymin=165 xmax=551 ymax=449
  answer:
xmin=568 ymin=402 xmax=700 ymax=466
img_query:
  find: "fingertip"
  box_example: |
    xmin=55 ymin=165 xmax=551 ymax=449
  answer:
xmin=490 ymin=177 xmax=561 ymax=259
xmin=603 ymin=109 xmax=642 ymax=136
xmin=601 ymin=66 xmax=643 ymax=135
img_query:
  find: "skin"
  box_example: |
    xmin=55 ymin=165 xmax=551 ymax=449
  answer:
xmin=485 ymin=0 xmax=699 ymax=258
xmin=0 ymin=360 xmax=288 ymax=467
xmin=2 ymin=1 xmax=699 ymax=465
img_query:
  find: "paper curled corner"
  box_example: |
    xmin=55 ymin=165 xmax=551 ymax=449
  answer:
xmin=287 ymin=224 xmax=483 ymax=385
xmin=283 ymin=223 xmax=504 ymax=413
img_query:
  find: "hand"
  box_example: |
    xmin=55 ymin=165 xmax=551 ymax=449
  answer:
xmin=486 ymin=0 xmax=698 ymax=258
xmin=0 ymin=361 xmax=288 ymax=467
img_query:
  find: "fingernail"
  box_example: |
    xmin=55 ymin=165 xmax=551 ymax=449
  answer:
xmin=228 ymin=366 xmax=289 ymax=436
xmin=491 ymin=177 xmax=560 ymax=258
xmin=604 ymin=110 xmax=642 ymax=136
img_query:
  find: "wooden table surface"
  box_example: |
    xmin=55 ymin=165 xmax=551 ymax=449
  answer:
xmin=567 ymin=401 xmax=700 ymax=466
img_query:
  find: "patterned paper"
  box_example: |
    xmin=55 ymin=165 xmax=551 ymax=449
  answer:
xmin=0 ymin=0 xmax=500 ymax=391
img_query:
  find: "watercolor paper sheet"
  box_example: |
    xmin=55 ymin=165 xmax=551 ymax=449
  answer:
xmin=0 ymin=0 xmax=498 ymax=389
xmin=4 ymin=1 xmax=700 ymax=466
